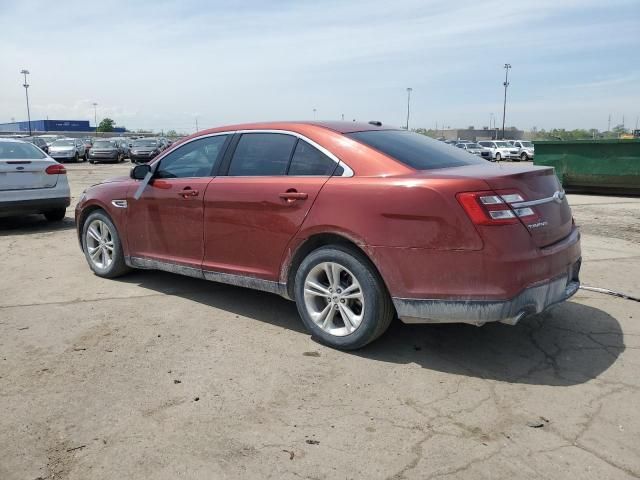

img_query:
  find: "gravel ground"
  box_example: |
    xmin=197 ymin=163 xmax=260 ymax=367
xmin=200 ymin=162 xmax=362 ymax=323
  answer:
xmin=1 ymin=162 xmax=639 ymax=479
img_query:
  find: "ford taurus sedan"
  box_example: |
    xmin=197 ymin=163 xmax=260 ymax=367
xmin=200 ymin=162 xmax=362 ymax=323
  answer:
xmin=0 ymin=138 xmax=70 ymax=220
xmin=75 ymin=121 xmax=581 ymax=349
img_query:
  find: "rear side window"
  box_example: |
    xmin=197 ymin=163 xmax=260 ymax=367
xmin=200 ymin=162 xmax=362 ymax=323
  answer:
xmin=228 ymin=133 xmax=297 ymax=176
xmin=288 ymin=140 xmax=337 ymax=176
xmin=346 ymin=130 xmax=485 ymax=170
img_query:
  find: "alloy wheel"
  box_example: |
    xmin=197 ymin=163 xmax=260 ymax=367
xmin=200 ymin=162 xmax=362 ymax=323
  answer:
xmin=303 ymin=262 xmax=365 ymax=336
xmin=86 ymin=219 xmax=115 ymax=269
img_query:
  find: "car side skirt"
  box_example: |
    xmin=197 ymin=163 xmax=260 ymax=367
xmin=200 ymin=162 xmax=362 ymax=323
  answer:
xmin=126 ymin=256 xmax=288 ymax=297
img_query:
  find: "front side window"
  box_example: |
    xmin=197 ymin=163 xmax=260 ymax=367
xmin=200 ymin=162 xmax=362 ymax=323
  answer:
xmin=288 ymin=140 xmax=337 ymax=176
xmin=346 ymin=130 xmax=485 ymax=170
xmin=155 ymin=135 xmax=228 ymax=178
xmin=228 ymin=133 xmax=297 ymax=176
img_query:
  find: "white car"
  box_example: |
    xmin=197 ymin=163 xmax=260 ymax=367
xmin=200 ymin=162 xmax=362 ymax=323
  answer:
xmin=48 ymin=138 xmax=87 ymax=163
xmin=477 ymin=141 xmax=521 ymax=161
xmin=511 ymin=140 xmax=535 ymax=161
xmin=0 ymin=138 xmax=70 ymax=221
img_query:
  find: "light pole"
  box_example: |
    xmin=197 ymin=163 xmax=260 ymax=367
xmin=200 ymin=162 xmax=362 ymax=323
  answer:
xmin=501 ymin=64 xmax=511 ymax=140
xmin=92 ymin=102 xmax=98 ymax=136
xmin=20 ymin=69 xmax=32 ymax=135
xmin=405 ymin=87 xmax=413 ymax=130
xmin=313 ymin=108 xmax=317 ymax=120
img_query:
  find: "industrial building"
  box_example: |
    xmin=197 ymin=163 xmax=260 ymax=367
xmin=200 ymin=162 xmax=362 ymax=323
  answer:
xmin=0 ymin=119 xmax=126 ymax=134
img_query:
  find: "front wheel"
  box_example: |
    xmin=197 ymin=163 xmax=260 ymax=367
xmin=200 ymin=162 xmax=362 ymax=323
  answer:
xmin=520 ymin=152 xmax=529 ymax=162
xmin=294 ymin=246 xmax=394 ymax=350
xmin=74 ymin=152 xmax=80 ymax=163
xmin=495 ymin=152 xmax=501 ymax=161
xmin=82 ymin=210 xmax=130 ymax=278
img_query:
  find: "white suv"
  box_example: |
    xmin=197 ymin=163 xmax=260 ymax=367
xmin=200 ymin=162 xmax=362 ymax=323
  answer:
xmin=511 ymin=140 xmax=535 ymax=161
xmin=477 ymin=141 xmax=520 ymax=161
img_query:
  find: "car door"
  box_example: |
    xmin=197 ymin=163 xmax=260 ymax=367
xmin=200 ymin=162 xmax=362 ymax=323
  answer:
xmin=126 ymin=134 xmax=230 ymax=269
xmin=202 ymin=132 xmax=342 ymax=281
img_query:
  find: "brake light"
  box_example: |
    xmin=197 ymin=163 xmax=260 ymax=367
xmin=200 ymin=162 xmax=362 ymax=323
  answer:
xmin=457 ymin=190 xmax=537 ymax=225
xmin=45 ymin=164 xmax=66 ymax=175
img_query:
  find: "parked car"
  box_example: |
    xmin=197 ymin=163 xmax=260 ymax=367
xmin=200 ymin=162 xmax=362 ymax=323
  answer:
xmin=81 ymin=137 xmax=93 ymax=155
xmin=455 ymin=142 xmax=493 ymax=161
xmin=75 ymin=121 xmax=581 ymax=350
xmin=129 ymin=138 xmax=162 ymax=163
xmin=477 ymin=140 xmax=520 ymax=161
xmin=107 ymin=138 xmax=131 ymax=158
xmin=511 ymin=140 xmax=535 ymax=161
xmin=38 ymin=135 xmax=63 ymax=148
xmin=0 ymin=138 xmax=70 ymax=221
xmin=23 ymin=136 xmax=49 ymax=153
xmin=88 ymin=139 xmax=126 ymax=163
xmin=48 ymin=138 xmax=87 ymax=162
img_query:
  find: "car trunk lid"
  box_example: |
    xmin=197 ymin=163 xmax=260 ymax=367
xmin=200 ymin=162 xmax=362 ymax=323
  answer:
xmin=0 ymin=159 xmax=59 ymax=191
xmin=420 ymin=164 xmax=573 ymax=248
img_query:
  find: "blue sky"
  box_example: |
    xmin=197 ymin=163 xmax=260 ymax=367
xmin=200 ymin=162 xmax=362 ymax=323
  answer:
xmin=1 ymin=0 xmax=638 ymax=132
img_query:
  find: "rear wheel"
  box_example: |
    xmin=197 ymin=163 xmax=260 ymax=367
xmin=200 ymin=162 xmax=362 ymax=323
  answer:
xmin=82 ymin=210 xmax=130 ymax=278
xmin=44 ymin=208 xmax=66 ymax=221
xmin=520 ymin=152 xmax=529 ymax=161
xmin=294 ymin=246 xmax=394 ymax=350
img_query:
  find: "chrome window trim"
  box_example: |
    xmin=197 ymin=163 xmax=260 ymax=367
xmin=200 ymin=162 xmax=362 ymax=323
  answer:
xmin=230 ymin=129 xmax=354 ymax=177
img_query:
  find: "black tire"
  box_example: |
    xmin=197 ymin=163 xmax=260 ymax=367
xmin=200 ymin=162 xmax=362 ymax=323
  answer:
xmin=294 ymin=245 xmax=395 ymax=350
xmin=89 ymin=160 xmax=95 ymax=164
xmin=74 ymin=152 xmax=80 ymax=163
xmin=81 ymin=210 xmax=130 ymax=278
xmin=495 ymin=152 xmax=501 ymax=161
xmin=83 ymin=153 xmax=88 ymax=162
xmin=520 ymin=152 xmax=528 ymax=162
xmin=44 ymin=208 xmax=66 ymax=221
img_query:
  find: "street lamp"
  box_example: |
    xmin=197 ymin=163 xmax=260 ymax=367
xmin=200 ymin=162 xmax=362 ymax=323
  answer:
xmin=313 ymin=108 xmax=317 ymax=120
xmin=92 ymin=102 xmax=98 ymax=136
xmin=501 ymin=64 xmax=511 ymax=140
xmin=20 ymin=69 xmax=32 ymax=135
xmin=405 ymin=87 xmax=413 ymax=130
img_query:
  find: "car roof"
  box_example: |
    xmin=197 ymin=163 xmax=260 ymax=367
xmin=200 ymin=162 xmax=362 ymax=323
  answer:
xmin=198 ymin=121 xmax=399 ymax=136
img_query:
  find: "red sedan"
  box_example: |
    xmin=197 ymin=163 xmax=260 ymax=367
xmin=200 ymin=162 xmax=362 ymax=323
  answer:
xmin=75 ymin=121 xmax=581 ymax=349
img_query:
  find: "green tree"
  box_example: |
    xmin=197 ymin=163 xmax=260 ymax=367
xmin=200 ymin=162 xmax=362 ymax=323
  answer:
xmin=166 ymin=129 xmax=178 ymax=137
xmin=97 ymin=118 xmax=115 ymax=132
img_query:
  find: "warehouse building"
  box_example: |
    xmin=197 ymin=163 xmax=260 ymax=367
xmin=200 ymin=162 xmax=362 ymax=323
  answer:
xmin=0 ymin=119 xmax=126 ymax=134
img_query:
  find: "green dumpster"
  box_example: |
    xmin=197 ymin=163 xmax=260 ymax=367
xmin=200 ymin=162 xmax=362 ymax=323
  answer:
xmin=533 ymin=139 xmax=640 ymax=194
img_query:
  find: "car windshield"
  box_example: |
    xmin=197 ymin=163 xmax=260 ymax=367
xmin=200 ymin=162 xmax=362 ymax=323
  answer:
xmin=466 ymin=143 xmax=481 ymax=148
xmin=0 ymin=141 xmax=46 ymax=159
xmin=521 ymin=141 xmax=533 ymax=147
xmin=51 ymin=140 xmax=75 ymax=147
xmin=346 ymin=130 xmax=486 ymax=170
xmin=133 ymin=140 xmax=157 ymax=147
xmin=495 ymin=141 xmax=510 ymax=147
xmin=93 ymin=141 xmax=116 ymax=148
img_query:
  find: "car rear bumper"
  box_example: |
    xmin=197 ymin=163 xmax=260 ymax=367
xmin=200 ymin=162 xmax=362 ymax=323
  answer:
xmin=0 ymin=197 xmax=70 ymax=217
xmin=393 ymin=259 xmax=580 ymax=326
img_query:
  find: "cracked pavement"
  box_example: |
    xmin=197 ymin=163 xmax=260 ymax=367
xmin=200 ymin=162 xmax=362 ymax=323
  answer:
xmin=1 ymin=163 xmax=639 ymax=479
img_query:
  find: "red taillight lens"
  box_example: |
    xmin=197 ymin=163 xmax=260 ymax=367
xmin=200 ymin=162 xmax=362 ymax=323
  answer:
xmin=45 ymin=164 xmax=66 ymax=175
xmin=457 ymin=190 xmax=538 ymax=226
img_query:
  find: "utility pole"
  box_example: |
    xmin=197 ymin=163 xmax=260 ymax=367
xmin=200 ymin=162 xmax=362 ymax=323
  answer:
xmin=608 ymin=114 xmax=611 ymax=132
xmin=92 ymin=102 xmax=98 ymax=136
xmin=20 ymin=69 xmax=32 ymax=135
xmin=195 ymin=117 xmax=199 ymax=133
xmin=405 ymin=87 xmax=413 ymax=130
xmin=341 ymin=113 xmax=344 ymax=121
xmin=313 ymin=108 xmax=317 ymax=120
xmin=501 ymin=64 xmax=511 ymax=140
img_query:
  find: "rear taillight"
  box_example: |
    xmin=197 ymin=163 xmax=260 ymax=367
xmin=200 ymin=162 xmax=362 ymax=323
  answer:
xmin=457 ymin=190 xmax=537 ymax=226
xmin=45 ymin=164 xmax=67 ymax=175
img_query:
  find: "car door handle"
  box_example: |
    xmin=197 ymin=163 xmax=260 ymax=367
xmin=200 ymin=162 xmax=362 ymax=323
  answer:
xmin=178 ymin=188 xmax=199 ymax=198
xmin=279 ymin=191 xmax=308 ymax=202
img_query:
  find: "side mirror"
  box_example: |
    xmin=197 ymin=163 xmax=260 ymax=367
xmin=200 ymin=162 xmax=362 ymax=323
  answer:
xmin=131 ymin=164 xmax=151 ymax=180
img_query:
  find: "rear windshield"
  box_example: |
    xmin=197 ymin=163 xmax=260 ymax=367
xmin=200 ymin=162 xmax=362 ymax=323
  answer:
xmin=345 ymin=130 xmax=485 ymax=170
xmin=0 ymin=141 xmax=46 ymax=159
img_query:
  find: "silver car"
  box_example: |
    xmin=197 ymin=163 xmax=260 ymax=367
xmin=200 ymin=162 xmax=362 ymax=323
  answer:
xmin=477 ymin=141 xmax=520 ymax=161
xmin=0 ymin=138 xmax=70 ymax=221
xmin=455 ymin=142 xmax=494 ymax=161
xmin=512 ymin=140 xmax=535 ymax=161
xmin=48 ymin=138 xmax=87 ymax=163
